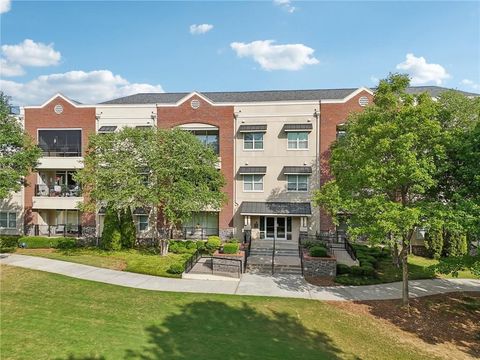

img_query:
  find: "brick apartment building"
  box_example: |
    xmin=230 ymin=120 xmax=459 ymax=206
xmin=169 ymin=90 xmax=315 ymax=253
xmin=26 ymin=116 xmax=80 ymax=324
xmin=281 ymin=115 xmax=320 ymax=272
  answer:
xmin=0 ymin=86 xmax=472 ymax=244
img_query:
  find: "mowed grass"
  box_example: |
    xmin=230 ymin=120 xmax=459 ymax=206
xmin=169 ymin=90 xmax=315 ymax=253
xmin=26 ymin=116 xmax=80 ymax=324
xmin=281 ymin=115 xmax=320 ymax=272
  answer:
xmin=16 ymin=247 xmax=191 ymax=278
xmin=1 ymin=265 xmax=440 ymax=360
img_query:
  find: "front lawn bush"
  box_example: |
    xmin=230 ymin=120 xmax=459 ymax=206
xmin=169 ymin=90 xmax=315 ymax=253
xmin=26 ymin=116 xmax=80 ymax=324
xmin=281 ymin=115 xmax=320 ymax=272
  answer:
xmin=336 ymin=263 xmax=351 ymax=275
xmin=185 ymin=240 xmax=196 ymax=250
xmin=0 ymin=235 xmax=19 ymax=252
xmin=167 ymin=263 xmax=185 ymax=274
xmin=206 ymin=236 xmax=222 ymax=251
xmin=359 ymin=265 xmax=376 ymax=277
xmin=309 ymin=245 xmax=328 ymax=257
xmin=196 ymin=241 xmax=206 ymax=251
xmin=223 ymin=242 xmax=239 ymax=254
xmin=56 ymin=237 xmax=77 ymax=250
xmin=350 ymin=266 xmax=363 ymax=276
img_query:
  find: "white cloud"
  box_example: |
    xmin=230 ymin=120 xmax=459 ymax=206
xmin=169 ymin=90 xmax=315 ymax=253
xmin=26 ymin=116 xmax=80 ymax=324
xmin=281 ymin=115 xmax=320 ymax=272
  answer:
xmin=189 ymin=24 xmax=214 ymax=35
xmin=0 ymin=0 xmax=11 ymax=14
xmin=2 ymin=39 xmax=61 ymax=67
xmin=230 ymin=40 xmax=318 ymax=71
xmin=274 ymin=0 xmax=296 ymax=13
xmin=396 ymin=53 xmax=450 ymax=85
xmin=0 ymin=58 xmax=25 ymax=77
xmin=0 ymin=70 xmax=164 ymax=105
xmin=461 ymin=79 xmax=480 ymax=91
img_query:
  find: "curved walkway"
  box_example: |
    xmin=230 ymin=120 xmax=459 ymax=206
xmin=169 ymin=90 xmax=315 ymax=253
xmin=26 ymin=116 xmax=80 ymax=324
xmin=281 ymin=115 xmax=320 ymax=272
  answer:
xmin=1 ymin=254 xmax=479 ymax=301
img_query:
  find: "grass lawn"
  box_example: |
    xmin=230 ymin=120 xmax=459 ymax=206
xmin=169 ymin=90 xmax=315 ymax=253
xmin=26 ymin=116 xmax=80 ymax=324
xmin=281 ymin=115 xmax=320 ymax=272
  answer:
xmin=335 ymin=254 xmax=479 ymax=286
xmin=16 ymin=247 xmax=192 ymax=278
xmin=0 ymin=265 xmax=453 ymax=360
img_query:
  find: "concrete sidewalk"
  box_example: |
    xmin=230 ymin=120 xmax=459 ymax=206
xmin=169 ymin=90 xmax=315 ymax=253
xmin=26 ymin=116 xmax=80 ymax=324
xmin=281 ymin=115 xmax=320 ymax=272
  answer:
xmin=1 ymin=254 xmax=479 ymax=301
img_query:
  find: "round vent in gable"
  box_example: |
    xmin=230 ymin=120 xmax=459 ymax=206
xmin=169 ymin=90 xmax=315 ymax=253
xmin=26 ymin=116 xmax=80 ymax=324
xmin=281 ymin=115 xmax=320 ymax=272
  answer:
xmin=54 ymin=104 xmax=64 ymax=114
xmin=358 ymin=96 xmax=369 ymax=107
xmin=191 ymin=99 xmax=200 ymax=109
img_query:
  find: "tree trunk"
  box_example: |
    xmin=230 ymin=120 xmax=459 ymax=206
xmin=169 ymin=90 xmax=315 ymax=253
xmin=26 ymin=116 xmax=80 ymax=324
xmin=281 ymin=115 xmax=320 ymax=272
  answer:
xmin=400 ymin=238 xmax=409 ymax=309
xmin=392 ymin=240 xmax=400 ymax=268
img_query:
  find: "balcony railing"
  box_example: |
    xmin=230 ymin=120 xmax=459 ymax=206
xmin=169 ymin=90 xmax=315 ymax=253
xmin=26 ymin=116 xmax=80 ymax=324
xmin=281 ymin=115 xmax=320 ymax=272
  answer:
xmin=40 ymin=147 xmax=81 ymax=157
xmin=34 ymin=224 xmax=82 ymax=237
xmin=35 ymin=184 xmax=82 ymax=197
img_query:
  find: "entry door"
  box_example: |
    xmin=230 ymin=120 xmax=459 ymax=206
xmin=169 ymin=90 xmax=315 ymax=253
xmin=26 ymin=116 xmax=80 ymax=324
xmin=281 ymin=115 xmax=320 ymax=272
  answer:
xmin=276 ymin=217 xmax=286 ymax=240
xmin=266 ymin=217 xmax=275 ymax=239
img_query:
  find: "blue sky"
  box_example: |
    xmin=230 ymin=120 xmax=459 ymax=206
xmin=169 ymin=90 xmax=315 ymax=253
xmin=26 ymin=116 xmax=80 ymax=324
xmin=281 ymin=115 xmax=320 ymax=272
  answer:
xmin=0 ymin=0 xmax=479 ymax=105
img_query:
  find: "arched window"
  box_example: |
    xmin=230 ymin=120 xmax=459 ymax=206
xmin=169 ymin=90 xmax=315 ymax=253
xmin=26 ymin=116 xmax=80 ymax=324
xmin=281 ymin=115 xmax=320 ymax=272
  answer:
xmin=178 ymin=123 xmax=219 ymax=154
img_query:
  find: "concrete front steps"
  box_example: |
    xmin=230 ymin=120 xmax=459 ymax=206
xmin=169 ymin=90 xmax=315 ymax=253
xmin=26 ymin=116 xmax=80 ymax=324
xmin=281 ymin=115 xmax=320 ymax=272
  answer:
xmin=247 ymin=240 xmax=302 ymax=275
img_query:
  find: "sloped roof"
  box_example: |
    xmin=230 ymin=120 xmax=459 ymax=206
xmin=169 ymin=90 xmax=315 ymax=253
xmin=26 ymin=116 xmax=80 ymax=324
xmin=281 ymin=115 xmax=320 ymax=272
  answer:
xmin=99 ymin=86 xmax=478 ymax=105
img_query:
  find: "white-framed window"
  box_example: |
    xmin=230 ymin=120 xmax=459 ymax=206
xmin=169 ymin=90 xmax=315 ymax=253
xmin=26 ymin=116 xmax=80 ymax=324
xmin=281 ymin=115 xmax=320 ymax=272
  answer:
xmin=243 ymin=132 xmax=264 ymax=150
xmin=287 ymin=175 xmax=308 ymax=192
xmin=243 ymin=174 xmax=264 ymax=191
xmin=0 ymin=212 xmax=17 ymax=228
xmin=136 ymin=215 xmax=149 ymax=231
xmin=287 ymin=132 xmax=308 ymax=149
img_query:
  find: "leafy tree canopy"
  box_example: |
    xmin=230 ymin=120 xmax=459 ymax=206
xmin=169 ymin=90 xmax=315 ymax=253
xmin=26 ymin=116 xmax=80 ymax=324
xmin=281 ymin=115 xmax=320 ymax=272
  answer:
xmin=0 ymin=92 xmax=41 ymax=199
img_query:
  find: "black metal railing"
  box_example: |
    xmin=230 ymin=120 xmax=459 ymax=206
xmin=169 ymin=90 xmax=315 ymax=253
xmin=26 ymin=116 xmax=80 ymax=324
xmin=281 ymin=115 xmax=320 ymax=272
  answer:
xmin=344 ymin=239 xmax=357 ymax=261
xmin=184 ymin=248 xmax=203 ymax=273
xmin=35 ymin=184 xmax=82 ymax=197
xmin=33 ymin=224 xmax=82 ymax=237
xmin=40 ymin=148 xmax=81 ymax=157
xmin=272 ymin=235 xmax=276 ymax=275
xmin=180 ymin=227 xmax=219 ymax=240
xmin=210 ymin=257 xmax=243 ymax=278
xmin=298 ymin=239 xmax=304 ymax=275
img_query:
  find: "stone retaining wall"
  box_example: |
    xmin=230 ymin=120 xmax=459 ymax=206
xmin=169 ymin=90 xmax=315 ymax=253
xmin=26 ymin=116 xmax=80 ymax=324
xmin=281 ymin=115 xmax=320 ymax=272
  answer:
xmin=212 ymin=251 xmax=244 ymax=274
xmin=303 ymin=254 xmax=337 ymax=277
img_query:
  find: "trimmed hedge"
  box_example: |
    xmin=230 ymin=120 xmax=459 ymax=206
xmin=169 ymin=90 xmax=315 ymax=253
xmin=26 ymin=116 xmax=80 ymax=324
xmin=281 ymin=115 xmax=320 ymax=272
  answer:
xmin=336 ymin=263 xmax=351 ymax=275
xmin=56 ymin=237 xmax=77 ymax=250
xmin=223 ymin=242 xmax=240 ymax=254
xmin=206 ymin=236 xmax=222 ymax=251
xmin=169 ymin=241 xmax=197 ymax=254
xmin=0 ymin=235 xmax=19 ymax=252
xmin=18 ymin=236 xmax=68 ymax=249
xmin=167 ymin=263 xmax=185 ymax=274
xmin=309 ymin=245 xmax=328 ymax=258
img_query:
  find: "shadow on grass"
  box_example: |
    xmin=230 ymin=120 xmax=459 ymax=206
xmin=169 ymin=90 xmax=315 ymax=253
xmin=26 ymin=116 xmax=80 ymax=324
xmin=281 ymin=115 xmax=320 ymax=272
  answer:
xmin=360 ymin=292 xmax=480 ymax=358
xmin=125 ymin=300 xmax=342 ymax=360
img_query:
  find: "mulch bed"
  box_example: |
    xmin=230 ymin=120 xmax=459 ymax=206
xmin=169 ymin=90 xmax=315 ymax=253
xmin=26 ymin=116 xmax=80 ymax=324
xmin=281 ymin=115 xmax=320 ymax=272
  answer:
xmin=330 ymin=291 xmax=480 ymax=359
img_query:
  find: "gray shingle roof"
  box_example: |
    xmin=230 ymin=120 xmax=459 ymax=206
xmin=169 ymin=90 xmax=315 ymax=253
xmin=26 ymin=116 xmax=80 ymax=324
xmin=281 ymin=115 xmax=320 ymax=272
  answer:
xmin=238 ymin=166 xmax=267 ymax=174
xmin=100 ymin=86 xmax=478 ymax=105
xmin=240 ymin=202 xmax=312 ymax=216
xmin=282 ymin=166 xmax=312 ymax=175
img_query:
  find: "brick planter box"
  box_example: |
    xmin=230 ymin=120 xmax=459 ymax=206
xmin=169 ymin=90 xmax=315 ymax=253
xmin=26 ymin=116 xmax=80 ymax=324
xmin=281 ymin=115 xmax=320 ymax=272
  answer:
xmin=302 ymin=250 xmax=337 ymax=277
xmin=212 ymin=251 xmax=245 ymax=273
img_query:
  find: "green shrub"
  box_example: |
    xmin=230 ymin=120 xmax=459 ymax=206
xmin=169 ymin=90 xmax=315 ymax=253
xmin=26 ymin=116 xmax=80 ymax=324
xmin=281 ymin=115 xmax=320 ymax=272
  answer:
xmin=18 ymin=236 xmax=63 ymax=249
xmin=228 ymin=238 xmax=239 ymax=244
xmin=185 ymin=240 xmax=196 ymax=249
xmin=169 ymin=241 xmax=188 ymax=254
xmin=119 ymin=207 xmax=136 ymax=249
xmin=309 ymin=245 xmax=328 ymax=257
xmin=101 ymin=204 xmax=122 ymax=251
xmin=336 ymin=264 xmax=351 ymax=275
xmin=196 ymin=241 xmax=206 ymax=251
xmin=206 ymin=236 xmax=222 ymax=251
xmin=56 ymin=237 xmax=77 ymax=250
xmin=223 ymin=242 xmax=240 ymax=254
xmin=167 ymin=263 xmax=185 ymax=274
xmin=350 ymin=266 xmax=363 ymax=276
xmin=0 ymin=235 xmax=19 ymax=252
xmin=445 ymin=232 xmax=468 ymax=257
xmin=359 ymin=255 xmax=378 ymax=267
xmin=359 ymin=265 xmax=376 ymax=277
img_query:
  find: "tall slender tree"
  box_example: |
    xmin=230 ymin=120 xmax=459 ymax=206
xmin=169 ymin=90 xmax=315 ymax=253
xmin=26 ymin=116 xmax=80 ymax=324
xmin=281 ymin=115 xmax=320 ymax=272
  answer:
xmin=119 ymin=207 xmax=136 ymax=248
xmin=0 ymin=92 xmax=41 ymax=199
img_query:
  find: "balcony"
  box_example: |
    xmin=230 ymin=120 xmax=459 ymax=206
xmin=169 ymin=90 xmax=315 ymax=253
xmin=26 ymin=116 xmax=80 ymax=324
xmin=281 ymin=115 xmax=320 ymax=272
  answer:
xmin=33 ymin=224 xmax=82 ymax=237
xmin=32 ymin=184 xmax=83 ymax=210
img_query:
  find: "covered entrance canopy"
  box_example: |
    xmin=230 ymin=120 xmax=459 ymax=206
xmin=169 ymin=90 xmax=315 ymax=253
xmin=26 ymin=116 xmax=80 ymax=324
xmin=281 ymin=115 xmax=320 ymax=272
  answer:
xmin=240 ymin=202 xmax=311 ymax=241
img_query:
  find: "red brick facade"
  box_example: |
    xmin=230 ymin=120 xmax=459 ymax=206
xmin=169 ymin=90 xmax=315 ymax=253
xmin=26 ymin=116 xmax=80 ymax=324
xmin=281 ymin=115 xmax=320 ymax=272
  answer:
xmin=319 ymin=90 xmax=373 ymax=230
xmin=156 ymin=94 xmax=235 ymax=233
xmin=23 ymin=96 xmax=96 ymax=226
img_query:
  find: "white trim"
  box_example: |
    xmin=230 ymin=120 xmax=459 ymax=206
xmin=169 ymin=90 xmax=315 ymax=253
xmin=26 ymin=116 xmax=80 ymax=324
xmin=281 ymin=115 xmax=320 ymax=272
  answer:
xmin=24 ymin=93 xmax=83 ymax=109
xmin=159 ymin=91 xmax=218 ymax=107
xmin=243 ymin=132 xmax=264 ymax=151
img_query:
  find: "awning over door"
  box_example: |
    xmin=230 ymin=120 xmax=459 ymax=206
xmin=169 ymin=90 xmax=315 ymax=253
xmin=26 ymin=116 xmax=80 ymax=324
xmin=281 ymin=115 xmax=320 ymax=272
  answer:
xmin=240 ymin=202 xmax=311 ymax=217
